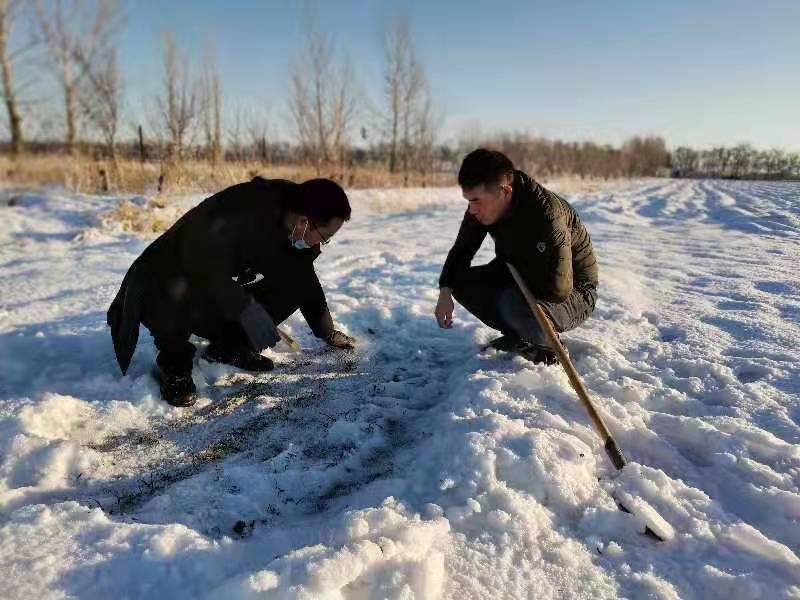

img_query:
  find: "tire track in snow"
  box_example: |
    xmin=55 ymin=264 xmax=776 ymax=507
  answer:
xmin=581 ymin=179 xmax=800 ymax=555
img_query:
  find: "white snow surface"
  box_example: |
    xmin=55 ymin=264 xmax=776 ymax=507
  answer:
xmin=0 ymin=179 xmax=799 ymax=599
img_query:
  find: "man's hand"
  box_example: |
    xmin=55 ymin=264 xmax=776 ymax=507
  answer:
xmin=435 ymin=287 xmax=455 ymax=328
xmin=326 ymin=329 xmax=356 ymax=349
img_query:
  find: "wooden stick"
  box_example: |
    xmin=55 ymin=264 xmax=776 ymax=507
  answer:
xmin=277 ymin=327 xmax=300 ymax=352
xmin=506 ymin=262 xmax=627 ymax=470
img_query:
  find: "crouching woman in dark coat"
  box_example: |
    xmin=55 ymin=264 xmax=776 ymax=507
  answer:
xmin=107 ymin=177 xmax=355 ymax=406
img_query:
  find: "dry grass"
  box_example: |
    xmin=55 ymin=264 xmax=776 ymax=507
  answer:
xmin=97 ymin=199 xmax=179 ymax=234
xmin=0 ymin=153 xmax=627 ymax=197
xmin=0 ymin=154 xmax=454 ymax=195
xmin=2 ymin=153 xmax=628 ymax=236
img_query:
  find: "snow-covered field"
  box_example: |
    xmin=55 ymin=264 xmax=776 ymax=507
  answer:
xmin=0 ymin=178 xmax=799 ymax=599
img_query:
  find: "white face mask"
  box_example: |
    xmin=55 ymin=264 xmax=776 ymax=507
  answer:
xmin=289 ymin=221 xmax=310 ymax=250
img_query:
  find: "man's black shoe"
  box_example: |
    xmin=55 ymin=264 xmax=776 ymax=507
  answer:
xmin=153 ymin=367 xmax=197 ymax=407
xmin=519 ymin=344 xmax=560 ymax=366
xmin=204 ymin=345 xmax=274 ymax=372
xmin=486 ymin=335 xmax=526 ymax=352
xmin=486 ymin=335 xmax=564 ymax=365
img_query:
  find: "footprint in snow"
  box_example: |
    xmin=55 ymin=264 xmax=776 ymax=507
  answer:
xmin=755 ymin=280 xmax=793 ymax=295
xmin=717 ymin=300 xmax=756 ymax=312
xmin=735 ymin=365 xmax=770 ymax=384
xmin=658 ymin=326 xmax=684 ymax=343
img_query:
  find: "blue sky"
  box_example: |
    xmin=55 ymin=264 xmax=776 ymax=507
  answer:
xmin=117 ymin=0 xmax=800 ymax=150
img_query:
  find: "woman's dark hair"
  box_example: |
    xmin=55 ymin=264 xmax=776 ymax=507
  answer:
xmin=457 ymin=148 xmax=515 ymax=189
xmin=298 ymin=178 xmax=352 ymax=224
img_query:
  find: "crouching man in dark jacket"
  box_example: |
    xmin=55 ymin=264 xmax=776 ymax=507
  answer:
xmin=107 ymin=177 xmax=356 ymax=406
xmin=434 ymin=149 xmax=599 ymax=364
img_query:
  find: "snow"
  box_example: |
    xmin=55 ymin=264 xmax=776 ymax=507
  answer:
xmin=1 ymin=178 xmax=799 ymax=599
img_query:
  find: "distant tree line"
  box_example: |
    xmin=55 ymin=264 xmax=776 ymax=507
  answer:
xmin=4 ymin=133 xmax=798 ymax=184
xmin=475 ymin=133 xmax=672 ymax=179
xmin=671 ymin=145 xmax=800 ymax=180
xmin=1 ymin=1 xmax=797 ymax=184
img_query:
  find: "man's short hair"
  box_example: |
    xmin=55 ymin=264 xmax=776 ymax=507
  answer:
xmin=458 ymin=148 xmax=515 ymax=189
xmin=299 ymin=178 xmax=352 ymax=224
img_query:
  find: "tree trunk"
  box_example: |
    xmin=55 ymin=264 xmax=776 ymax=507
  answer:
xmin=1 ymin=75 xmax=22 ymax=156
xmin=388 ymin=121 xmax=397 ymax=173
xmin=138 ymin=125 xmax=146 ymax=162
xmin=7 ymin=96 xmax=21 ymax=155
xmin=64 ymin=84 xmax=77 ymax=154
xmin=0 ymin=4 xmax=23 ymax=157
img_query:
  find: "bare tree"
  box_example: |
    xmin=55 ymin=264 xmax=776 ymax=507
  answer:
xmin=673 ymin=146 xmax=800 ymax=180
xmin=786 ymin=153 xmax=800 ymax=179
xmin=156 ymin=32 xmax=197 ymax=161
xmin=766 ymin=149 xmax=790 ymax=179
xmin=245 ymin=107 xmax=271 ymax=164
xmin=0 ymin=0 xmax=23 ymax=155
xmin=381 ymin=16 xmax=412 ymax=173
xmin=671 ymin=146 xmax=699 ymax=176
xmin=729 ymin=143 xmax=754 ymax=178
xmin=288 ymin=25 xmax=332 ymax=168
xmin=412 ymin=91 xmax=437 ymax=184
xmin=751 ymin=148 xmax=787 ymax=179
xmin=381 ymin=16 xmax=436 ymax=183
xmin=707 ymin=146 xmax=732 ymax=178
xmin=76 ymin=45 xmax=122 ymax=160
xmin=199 ymin=45 xmax=222 ymax=166
xmin=35 ymin=0 xmax=119 ymax=154
xmin=70 ymin=2 xmax=124 ymax=159
xmin=400 ymin=56 xmax=428 ymax=182
xmin=621 ymin=136 xmax=669 ymax=177
xmin=0 ymin=0 xmax=40 ymax=156
xmin=288 ymin=17 xmax=357 ymax=174
xmin=226 ymin=104 xmax=245 ymax=161
xmin=331 ymin=56 xmax=357 ymax=174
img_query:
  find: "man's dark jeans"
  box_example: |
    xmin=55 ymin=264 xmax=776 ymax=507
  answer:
xmin=450 ymin=259 xmax=597 ymax=348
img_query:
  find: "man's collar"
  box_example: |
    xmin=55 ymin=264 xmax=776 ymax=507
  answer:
xmin=493 ymin=170 xmax=530 ymax=226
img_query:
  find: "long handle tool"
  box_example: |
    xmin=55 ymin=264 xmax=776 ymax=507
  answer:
xmin=506 ymin=262 xmax=674 ymax=541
